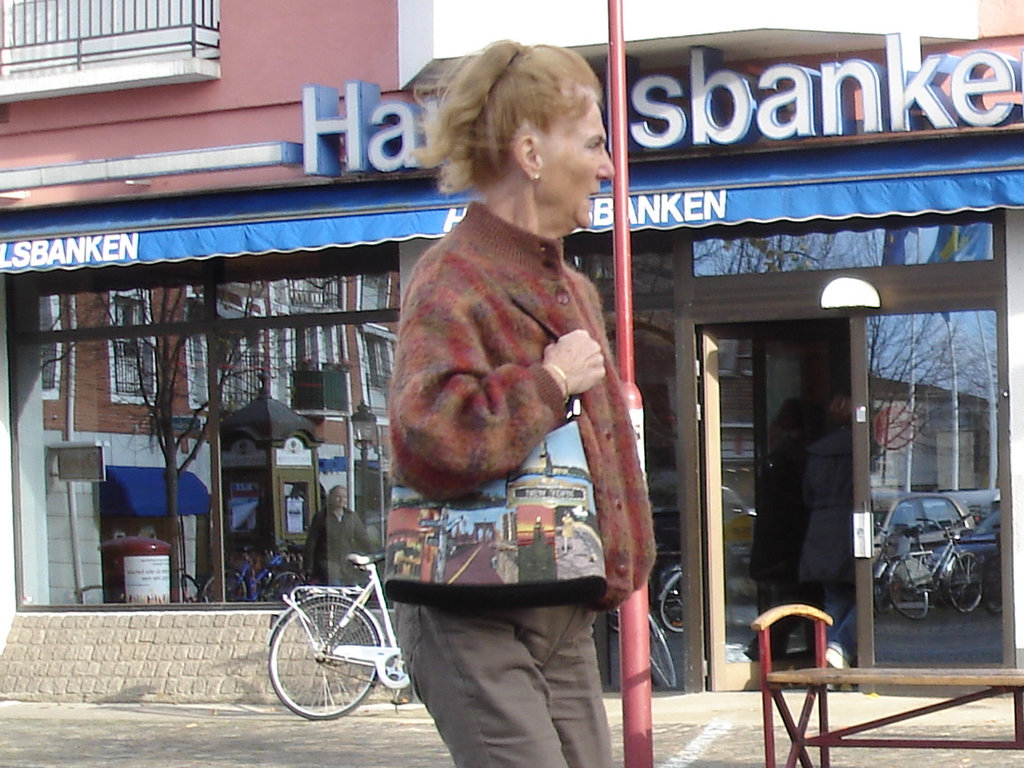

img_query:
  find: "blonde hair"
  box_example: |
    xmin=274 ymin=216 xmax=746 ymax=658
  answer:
xmin=415 ymin=40 xmax=602 ymax=193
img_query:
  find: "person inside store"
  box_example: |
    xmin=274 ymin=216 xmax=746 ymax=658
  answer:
xmin=387 ymin=39 xmax=656 ymax=768
xmin=747 ymin=397 xmax=821 ymax=661
xmin=798 ymin=393 xmax=856 ymax=668
xmin=302 ymin=480 xmax=376 ymax=585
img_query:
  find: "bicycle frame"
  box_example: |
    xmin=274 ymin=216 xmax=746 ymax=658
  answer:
xmin=233 ymin=550 xmax=295 ymax=601
xmin=918 ymin=523 xmax=966 ymax=586
xmin=276 ymin=557 xmax=409 ymax=690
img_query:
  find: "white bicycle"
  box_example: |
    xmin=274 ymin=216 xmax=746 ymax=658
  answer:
xmin=267 ymin=552 xmax=410 ymax=720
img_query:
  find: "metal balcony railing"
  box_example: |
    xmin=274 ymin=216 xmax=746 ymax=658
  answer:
xmin=1 ymin=0 xmax=219 ymax=76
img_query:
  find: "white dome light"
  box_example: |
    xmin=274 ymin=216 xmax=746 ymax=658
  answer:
xmin=820 ymin=276 xmax=880 ymax=309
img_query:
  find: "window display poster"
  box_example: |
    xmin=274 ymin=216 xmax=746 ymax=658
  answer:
xmin=125 ymin=555 xmax=170 ymax=604
xmin=285 ymin=481 xmax=308 ymax=534
xmin=229 ymin=482 xmax=260 ymax=531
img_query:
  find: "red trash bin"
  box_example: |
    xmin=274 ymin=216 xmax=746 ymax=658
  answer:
xmin=100 ymin=536 xmax=171 ymax=604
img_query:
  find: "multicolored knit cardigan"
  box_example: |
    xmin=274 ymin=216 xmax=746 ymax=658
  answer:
xmin=388 ymin=203 xmax=655 ymax=609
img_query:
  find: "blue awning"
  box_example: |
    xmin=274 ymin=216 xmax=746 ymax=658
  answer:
xmin=617 ymin=132 xmax=1024 ymax=229
xmin=100 ymin=466 xmax=210 ymax=518
xmin=4 ymin=132 xmax=1024 ymax=273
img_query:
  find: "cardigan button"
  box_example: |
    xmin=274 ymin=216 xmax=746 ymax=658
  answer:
xmin=556 ymin=291 xmax=570 ymax=305
xmin=615 ymin=563 xmax=629 ymax=576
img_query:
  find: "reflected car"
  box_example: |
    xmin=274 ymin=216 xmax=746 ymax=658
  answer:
xmin=722 ymin=485 xmax=755 ymax=547
xmin=875 ymin=492 xmax=975 ymax=553
xmin=958 ymin=508 xmax=1001 ymax=614
xmin=650 ymin=486 xmax=755 ymax=587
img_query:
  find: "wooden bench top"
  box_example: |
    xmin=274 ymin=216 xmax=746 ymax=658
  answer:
xmin=767 ymin=666 xmax=1024 ymax=688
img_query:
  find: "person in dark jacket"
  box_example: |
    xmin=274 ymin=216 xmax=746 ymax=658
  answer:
xmin=748 ymin=398 xmax=821 ymax=660
xmin=303 ymin=482 xmax=376 ymax=585
xmin=799 ymin=394 xmax=856 ymax=667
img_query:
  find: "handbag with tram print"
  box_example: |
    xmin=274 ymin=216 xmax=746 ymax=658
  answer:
xmin=383 ymin=401 xmax=606 ymax=609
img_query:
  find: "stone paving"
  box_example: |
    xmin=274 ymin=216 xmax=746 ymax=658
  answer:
xmin=1 ymin=690 xmax=1022 ymax=768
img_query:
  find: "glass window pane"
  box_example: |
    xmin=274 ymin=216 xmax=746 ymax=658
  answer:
xmin=14 ymin=248 xmax=405 ymax=607
xmin=694 ymin=221 xmax=993 ymax=276
xmin=870 ymin=310 xmax=1001 ymax=664
xmin=217 ymin=272 xmax=400 ymax=318
xmin=35 ymin=284 xmax=205 ymax=331
xmin=15 ymin=333 xmax=214 ymax=607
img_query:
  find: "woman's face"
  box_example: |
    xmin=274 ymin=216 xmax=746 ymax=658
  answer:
xmin=534 ymin=98 xmax=614 ymax=238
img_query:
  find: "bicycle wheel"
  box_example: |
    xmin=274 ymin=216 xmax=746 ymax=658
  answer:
xmin=264 ymin=570 xmax=304 ymax=602
xmin=656 ymin=570 xmax=685 ymax=633
xmin=647 ymin=614 xmax=677 ymax=689
xmin=945 ymin=551 xmax=982 ymax=613
xmin=268 ymin=593 xmax=381 ymax=720
xmin=889 ymin=558 xmax=930 ymax=620
xmin=224 ymin=573 xmax=249 ymax=602
xmin=872 ymin=560 xmax=895 ymax=615
xmin=176 ymin=573 xmax=203 ymax=603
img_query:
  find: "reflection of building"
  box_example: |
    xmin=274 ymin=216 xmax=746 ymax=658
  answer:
xmin=220 ymin=387 xmax=321 ymax=559
xmin=4 ymin=3 xmax=1024 ymax=702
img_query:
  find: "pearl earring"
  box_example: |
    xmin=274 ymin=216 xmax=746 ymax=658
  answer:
xmin=532 ymin=172 xmax=541 ymax=181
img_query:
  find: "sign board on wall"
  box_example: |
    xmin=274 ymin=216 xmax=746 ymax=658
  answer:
xmin=51 ymin=444 xmax=106 ymax=482
xmin=303 ymin=33 xmax=1024 ymax=176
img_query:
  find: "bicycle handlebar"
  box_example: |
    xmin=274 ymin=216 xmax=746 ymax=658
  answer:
xmin=348 ymin=551 xmax=386 ymax=567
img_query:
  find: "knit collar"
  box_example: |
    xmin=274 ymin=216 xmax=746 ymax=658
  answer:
xmin=454 ymin=202 xmax=565 ymax=269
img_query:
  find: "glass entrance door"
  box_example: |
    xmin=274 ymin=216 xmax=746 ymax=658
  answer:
xmin=700 ymin=320 xmax=850 ymax=690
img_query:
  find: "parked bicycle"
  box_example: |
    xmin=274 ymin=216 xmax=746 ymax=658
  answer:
xmin=267 ymin=552 xmax=409 ymax=720
xmin=655 ymin=563 xmax=684 ymax=634
xmin=888 ymin=520 xmax=983 ymax=619
xmin=205 ymin=545 xmax=304 ymax=602
xmin=174 ymin=569 xmax=212 ymax=603
xmin=607 ymin=605 xmax=678 ymax=689
xmin=872 ymin=533 xmax=905 ymax=615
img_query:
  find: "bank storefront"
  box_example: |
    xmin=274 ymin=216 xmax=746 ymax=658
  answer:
xmin=1 ymin=32 xmax=1022 ymax=697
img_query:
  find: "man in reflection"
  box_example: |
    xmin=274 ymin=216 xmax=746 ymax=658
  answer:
xmin=303 ymin=480 xmax=377 ymax=585
xmin=748 ymin=398 xmax=821 ymax=660
xmin=799 ymin=394 xmax=856 ymax=668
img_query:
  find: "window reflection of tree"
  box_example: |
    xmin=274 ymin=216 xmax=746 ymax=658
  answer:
xmin=869 ymin=311 xmax=998 ymax=492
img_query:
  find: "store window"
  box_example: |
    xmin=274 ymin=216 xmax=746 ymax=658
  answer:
xmin=10 ymin=246 xmax=399 ymax=607
xmin=694 ymin=219 xmax=993 ymax=276
xmin=570 ymin=231 xmax=685 ymax=688
xmin=870 ymin=310 xmax=1002 ymax=665
xmin=39 ymin=296 xmax=61 ymax=397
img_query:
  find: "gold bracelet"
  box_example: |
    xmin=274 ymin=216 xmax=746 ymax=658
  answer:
xmin=547 ymin=363 xmax=569 ymax=398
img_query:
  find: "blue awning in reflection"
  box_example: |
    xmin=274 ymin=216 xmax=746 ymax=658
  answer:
xmin=100 ymin=466 xmax=210 ymax=518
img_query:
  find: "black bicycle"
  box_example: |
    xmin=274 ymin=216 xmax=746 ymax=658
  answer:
xmin=888 ymin=521 xmax=982 ymax=619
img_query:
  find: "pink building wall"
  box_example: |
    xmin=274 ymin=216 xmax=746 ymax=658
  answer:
xmin=0 ymin=0 xmax=402 ymax=206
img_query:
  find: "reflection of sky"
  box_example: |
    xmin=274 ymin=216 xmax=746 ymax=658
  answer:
xmin=693 ymin=222 xmax=991 ymax=275
xmin=869 ymin=310 xmax=997 ymax=399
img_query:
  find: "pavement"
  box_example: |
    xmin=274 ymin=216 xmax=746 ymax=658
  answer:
xmin=0 ymin=689 xmax=1020 ymax=767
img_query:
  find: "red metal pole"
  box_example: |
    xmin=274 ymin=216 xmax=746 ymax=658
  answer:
xmin=607 ymin=2 xmax=654 ymax=768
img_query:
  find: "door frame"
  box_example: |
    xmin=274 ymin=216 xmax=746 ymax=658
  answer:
xmin=671 ymin=216 xmax=1009 ymax=691
xmin=697 ymin=319 xmax=861 ymax=690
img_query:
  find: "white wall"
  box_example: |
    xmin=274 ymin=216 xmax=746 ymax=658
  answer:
xmin=399 ymin=0 xmax=982 ymax=83
xmin=1004 ymin=209 xmax=1024 ymax=665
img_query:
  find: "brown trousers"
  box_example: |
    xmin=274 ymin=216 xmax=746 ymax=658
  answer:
xmin=394 ymin=602 xmax=613 ymax=768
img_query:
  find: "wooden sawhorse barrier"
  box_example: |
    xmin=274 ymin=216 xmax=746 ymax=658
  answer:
xmin=752 ymin=603 xmax=1024 ymax=767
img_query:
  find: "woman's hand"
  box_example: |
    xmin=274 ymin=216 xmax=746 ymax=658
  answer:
xmin=543 ymin=328 xmax=605 ymax=397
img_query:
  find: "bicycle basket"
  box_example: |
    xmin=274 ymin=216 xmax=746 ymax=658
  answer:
xmin=904 ymin=556 xmax=932 ymax=587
